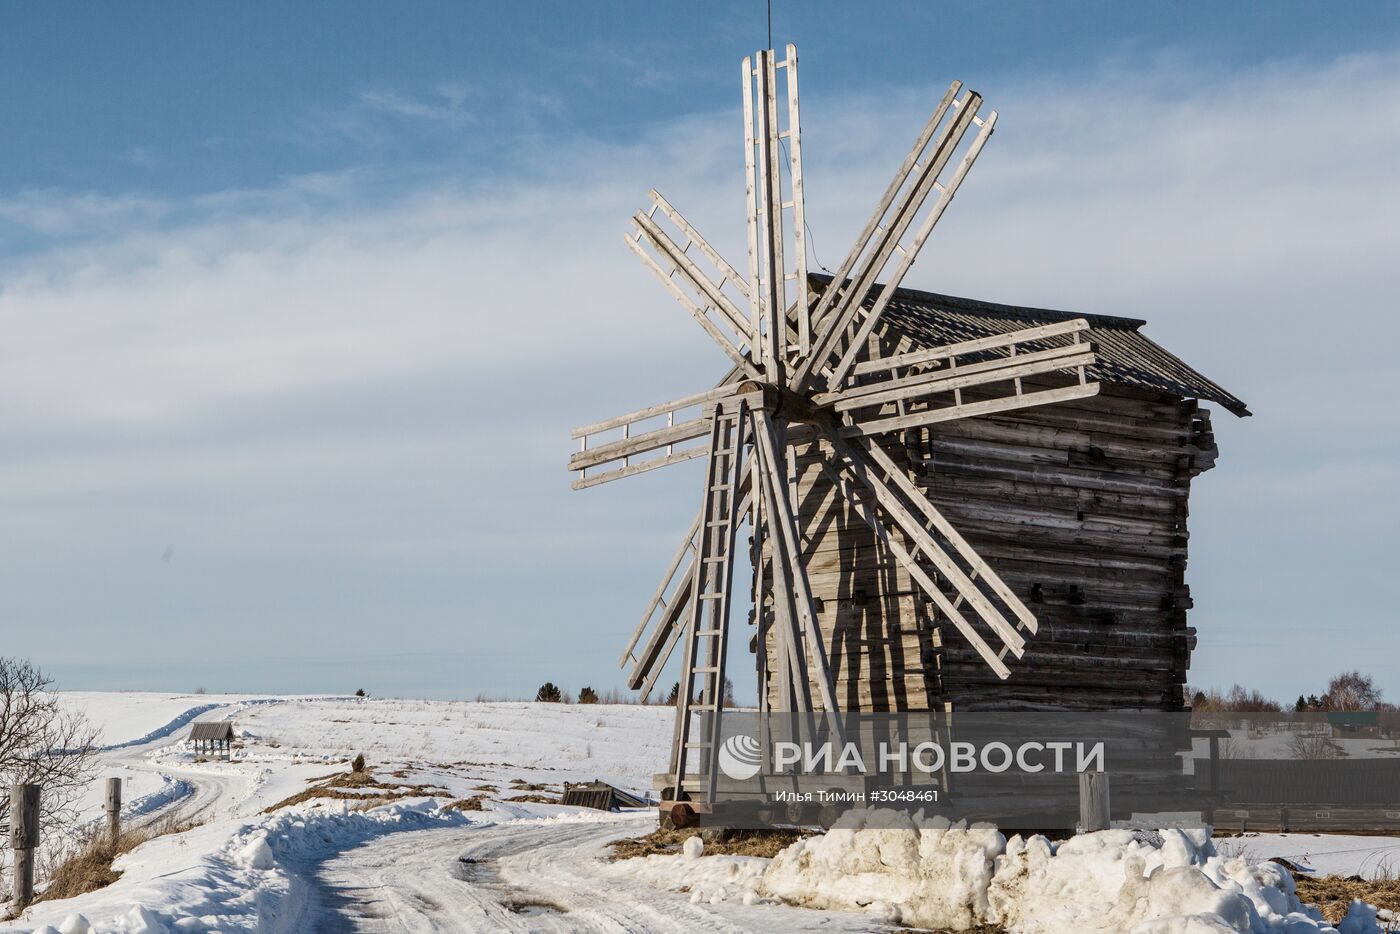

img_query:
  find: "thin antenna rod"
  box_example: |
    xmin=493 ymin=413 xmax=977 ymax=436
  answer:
xmin=767 ymin=0 xmax=772 ymax=49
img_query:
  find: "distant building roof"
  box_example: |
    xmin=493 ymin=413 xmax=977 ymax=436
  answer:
xmin=188 ymin=721 xmax=235 ymax=742
xmin=813 ymin=274 xmax=1251 ymax=417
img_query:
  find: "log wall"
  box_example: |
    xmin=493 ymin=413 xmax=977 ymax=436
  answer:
xmin=761 ymin=381 xmax=1218 ymax=713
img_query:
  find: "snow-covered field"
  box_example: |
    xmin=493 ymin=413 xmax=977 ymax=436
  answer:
xmin=1 ymin=693 xmax=1396 ymax=933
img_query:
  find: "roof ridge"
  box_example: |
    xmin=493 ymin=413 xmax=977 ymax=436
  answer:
xmin=807 ymin=272 xmax=1149 ymax=330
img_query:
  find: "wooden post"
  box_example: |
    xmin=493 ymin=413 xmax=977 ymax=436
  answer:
xmin=10 ymin=783 xmax=40 ymax=909
xmin=105 ymin=777 xmax=123 ymax=845
xmin=1078 ymin=771 xmax=1110 ymax=833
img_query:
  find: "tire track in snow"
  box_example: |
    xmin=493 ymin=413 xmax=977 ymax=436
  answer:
xmin=302 ymin=814 xmax=880 ymax=933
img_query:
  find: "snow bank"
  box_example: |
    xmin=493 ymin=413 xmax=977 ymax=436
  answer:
xmin=763 ymin=810 xmax=1004 ymax=928
xmin=7 ymin=799 xmax=477 ymax=933
xmin=988 ymin=827 xmax=1329 ymax=933
xmin=118 ymin=776 xmax=193 ymax=821
xmin=609 ymin=834 xmax=772 ymax=907
xmin=620 ymin=811 xmax=1384 ymax=933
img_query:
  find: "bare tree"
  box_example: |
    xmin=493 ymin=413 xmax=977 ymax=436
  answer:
xmin=1287 ymin=731 xmax=1344 ymax=760
xmin=1324 ymin=671 xmax=1383 ymax=711
xmin=0 ymin=658 xmax=101 ymax=835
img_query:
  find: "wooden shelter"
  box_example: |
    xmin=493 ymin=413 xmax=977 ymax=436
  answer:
xmin=189 ymin=721 xmax=236 ymax=759
xmin=567 ymin=44 xmax=1248 ymax=809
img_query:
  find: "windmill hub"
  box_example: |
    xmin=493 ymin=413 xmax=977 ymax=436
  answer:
xmin=732 ymin=380 xmax=813 ymax=421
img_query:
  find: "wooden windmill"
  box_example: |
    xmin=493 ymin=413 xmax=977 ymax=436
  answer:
xmin=568 ymin=46 xmax=1103 ymax=805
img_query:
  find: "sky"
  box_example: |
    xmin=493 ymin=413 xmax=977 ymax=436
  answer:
xmin=1 ymin=2 xmax=1397 ymax=704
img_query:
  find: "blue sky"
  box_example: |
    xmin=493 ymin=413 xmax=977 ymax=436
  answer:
xmin=2 ymin=3 xmax=1398 ymax=703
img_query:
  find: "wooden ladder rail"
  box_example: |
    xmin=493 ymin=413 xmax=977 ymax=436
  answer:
xmin=672 ymin=401 xmax=750 ymax=803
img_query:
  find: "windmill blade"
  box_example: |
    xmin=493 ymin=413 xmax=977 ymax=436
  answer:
xmin=815 ymin=423 xmax=1040 ymax=678
xmin=794 ymin=85 xmax=996 ymax=394
xmin=816 ymin=319 xmax=1101 ymax=436
xmin=647 ymin=190 xmax=751 ymax=303
xmin=782 ymin=44 xmax=811 ymax=357
xmin=626 ymin=213 xmax=761 ymax=379
xmin=850 ymin=319 xmax=1092 ymax=379
xmin=752 ymin=409 xmax=844 ymax=722
xmin=743 ymin=46 xmax=808 ymax=382
xmin=570 ymin=384 xmax=742 ymax=489
xmin=814 ymin=451 xmax=1011 ymax=680
xmin=622 ymin=509 xmax=699 ymax=697
xmin=838 ymin=382 xmax=1101 ymax=439
xmin=623 ymin=465 xmax=755 ymax=699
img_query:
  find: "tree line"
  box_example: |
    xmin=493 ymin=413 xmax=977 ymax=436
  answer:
xmin=1191 ymin=670 xmax=1389 ymax=713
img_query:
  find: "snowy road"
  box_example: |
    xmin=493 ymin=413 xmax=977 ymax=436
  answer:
xmin=102 ymin=701 xmax=263 ymax=827
xmin=295 ymin=815 xmax=879 ymax=933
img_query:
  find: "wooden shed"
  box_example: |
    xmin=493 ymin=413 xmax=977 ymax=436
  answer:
xmin=769 ymin=277 xmax=1249 ymax=714
xmin=188 ymin=721 xmax=236 ymax=758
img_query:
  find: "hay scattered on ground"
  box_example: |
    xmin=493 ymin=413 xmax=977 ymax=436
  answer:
xmin=608 ymin=827 xmax=810 ymax=861
xmin=443 ymin=795 xmax=489 ymax=812
xmin=1294 ymin=874 xmax=1400 ymax=925
xmin=509 ymin=779 xmax=550 ymax=792
xmin=506 ymin=793 xmax=559 ymax=804
xmin=262 ymin=769 xmax=447 ymax=813
xmin=36 ymin=816 xmax=198 ymax=905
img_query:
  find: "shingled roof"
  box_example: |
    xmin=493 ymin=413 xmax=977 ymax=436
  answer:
xmin=188 ymin=721 xmax=235 ymax=742
xmin=814 ymin=274 xmax=1251 ymax=417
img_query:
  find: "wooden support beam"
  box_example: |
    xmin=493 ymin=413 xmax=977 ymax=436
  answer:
xmin=753 ymin=409 xmax=844 ymax=724
xmin=752 ymin=418 xmax=812 ymax=713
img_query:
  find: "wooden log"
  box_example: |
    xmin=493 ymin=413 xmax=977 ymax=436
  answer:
xmin=1079 ymin=771 xmax=1110 ymax=832
xmin=10 ymin=783 xmax=39 ymax=908
xmin=106 ymin=777 xmax=122 ymax=845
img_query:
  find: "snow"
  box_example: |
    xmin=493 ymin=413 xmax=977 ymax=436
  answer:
xmin=762 ymin=811 xmax=1003 ymax=929
xmin=616 ymin=811 xmax=1391 ymax=933
xmin=3 ymin=695 xmax=1393 ymax=933
xmin=1216 ymin=834 xmax=1400 ymax=881
xmin=57 ymin=693 xmax=289 ymax=748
